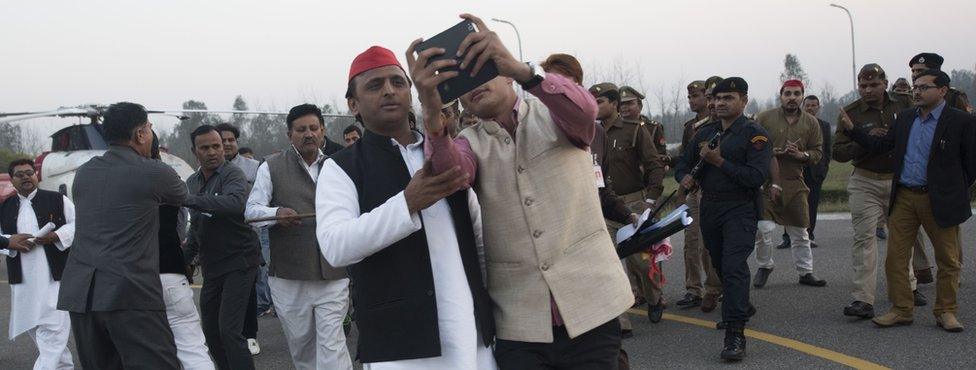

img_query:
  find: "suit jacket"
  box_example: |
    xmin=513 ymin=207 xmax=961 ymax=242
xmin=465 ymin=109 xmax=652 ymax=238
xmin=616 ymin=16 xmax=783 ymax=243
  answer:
xmin=847 ymin=104 xmax=976 ymax=227
xmin=806 ymin=118 xmax=832 ymax=183
xmin=58 ymin=145 xmax=188 ymax=312
xmin=0 ymin=235 xmax=7 ymax=249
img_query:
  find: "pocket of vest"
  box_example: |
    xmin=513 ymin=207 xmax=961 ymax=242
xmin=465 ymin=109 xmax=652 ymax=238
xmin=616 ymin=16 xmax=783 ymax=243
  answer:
xmin=561 ymin=229 xmax=608 ymax=256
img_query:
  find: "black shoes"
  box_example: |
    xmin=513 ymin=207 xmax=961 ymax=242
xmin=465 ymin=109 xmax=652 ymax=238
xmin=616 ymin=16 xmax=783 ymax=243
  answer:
xmin=721 ymin=325 xmax=747 ymax=361
xmin=753 ymin=268 xmax=773 ymax=288
xmin=810 ymin=241 xmax=819 ymax=248
xmin=844 ymin=301 xmax=875 ymax=318
xmin=676 ymin=293 xmax=702 ymax=308
xmin=776 ymin=233 xmax=791 ymax=249
xmin=876 ymin=227 xmax=887 ymax=240
xmin=648 ymin=300 xmax=665 ymax=323
xmin=914 ymin=290 xmax=928 ymax=306
xmin=799 ymin=273 xmax=827 ymax=287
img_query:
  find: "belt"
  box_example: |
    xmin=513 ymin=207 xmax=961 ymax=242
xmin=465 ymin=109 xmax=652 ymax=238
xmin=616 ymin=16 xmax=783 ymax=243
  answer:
xmin=701 ymin=191 xmax=754 ymax=202
xmin=898 ymin=184 xmax=929 ymax=193
xmin=852 ymin=167 xmax=894 ymax=181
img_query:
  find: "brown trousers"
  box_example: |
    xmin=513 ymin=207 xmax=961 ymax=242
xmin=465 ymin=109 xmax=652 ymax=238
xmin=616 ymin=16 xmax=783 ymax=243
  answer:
xmin=683 ymin=191 xmax=721 ymax=298
xmin=886 ymin=188 xmax=962 ymax=317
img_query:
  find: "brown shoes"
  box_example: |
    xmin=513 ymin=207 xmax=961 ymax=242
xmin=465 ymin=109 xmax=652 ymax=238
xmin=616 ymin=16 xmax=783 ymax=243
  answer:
xmin=701 ymin=294 xmax=719 ymax=313
xmin=936 ymin=313 xmax=965 ymax=332
xmin=872 ymin=312 xmax=914 ymax=327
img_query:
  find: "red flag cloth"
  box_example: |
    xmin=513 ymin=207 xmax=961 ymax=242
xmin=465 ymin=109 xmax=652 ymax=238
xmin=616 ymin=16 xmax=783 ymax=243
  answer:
xmin=348 ymin=46 xmax=403 ymax=82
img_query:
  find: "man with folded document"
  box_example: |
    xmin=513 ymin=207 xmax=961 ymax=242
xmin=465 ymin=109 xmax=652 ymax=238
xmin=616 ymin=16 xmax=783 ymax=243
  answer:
xmin=675 ymin=77 xmax=771 ymax=361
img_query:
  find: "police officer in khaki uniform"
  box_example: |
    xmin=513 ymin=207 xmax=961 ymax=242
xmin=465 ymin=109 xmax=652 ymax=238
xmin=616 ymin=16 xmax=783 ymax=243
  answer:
xmin=835 ymin=64 xmax=926 ymax=319
xmin=601 ymin=84 xmax=668 ymax=323
xmin=752 ymin=79 xmax=826 ymax=289
xmin=675 ymin=79 xmax=722 ymax=312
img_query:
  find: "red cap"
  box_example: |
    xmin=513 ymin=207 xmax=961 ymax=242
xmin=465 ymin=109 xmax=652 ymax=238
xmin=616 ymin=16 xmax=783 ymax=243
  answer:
xmin=348 ymin=46 xmax=403 ymax=82
xmin=782 ymin=79 xmax=804 ymax=91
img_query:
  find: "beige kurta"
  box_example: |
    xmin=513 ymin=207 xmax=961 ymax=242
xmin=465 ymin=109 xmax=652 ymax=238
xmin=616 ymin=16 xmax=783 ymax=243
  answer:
xmin=755 ymin=108 xmax=823 ymax=227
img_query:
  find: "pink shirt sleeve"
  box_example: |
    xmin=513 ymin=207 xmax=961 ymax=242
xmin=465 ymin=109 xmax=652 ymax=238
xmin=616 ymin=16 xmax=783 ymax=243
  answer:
xmin=423 ymin=72 xmax=598 ymax=186
xmin=528 ymin=72 xmax=599 ymax=149
xmin=425 ymin=133 xmax=478 ymax=187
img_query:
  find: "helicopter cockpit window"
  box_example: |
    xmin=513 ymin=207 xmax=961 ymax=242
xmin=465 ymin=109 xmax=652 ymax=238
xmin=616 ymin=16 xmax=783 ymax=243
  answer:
xmin=50 ymin=125 xmax=108 ymax=151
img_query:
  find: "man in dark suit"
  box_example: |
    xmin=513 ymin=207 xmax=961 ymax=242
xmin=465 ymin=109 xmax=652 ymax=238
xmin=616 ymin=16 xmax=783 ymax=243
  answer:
xmin=839 ymin=70 xmax=976 ymax=332
xmin=57 ymin=102 xmax=188 ymax=368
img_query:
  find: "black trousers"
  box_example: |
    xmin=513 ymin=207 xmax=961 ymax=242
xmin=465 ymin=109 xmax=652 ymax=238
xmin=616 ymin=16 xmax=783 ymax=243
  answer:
xmin=804 ymin=170 xmax=826 ymax=240
xmin=494 ymin=319 xmax=621 ymax=370
xmin=201 ymin=267 xmax=257 ymax=370
xmin=242 ymin=283 xmax=258 ymax=339
xmin=70 ymin=310 xmax=180 ymax=370
xmin=700 ymin=201 xmax=756 ymax=323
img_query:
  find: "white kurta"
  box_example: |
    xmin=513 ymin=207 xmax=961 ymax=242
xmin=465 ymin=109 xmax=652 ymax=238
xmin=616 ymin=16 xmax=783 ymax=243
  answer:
xmin=316 ymin=132 xmax=495 ymax=370
xmin=2 ymin=190 xmax=75 ymax=340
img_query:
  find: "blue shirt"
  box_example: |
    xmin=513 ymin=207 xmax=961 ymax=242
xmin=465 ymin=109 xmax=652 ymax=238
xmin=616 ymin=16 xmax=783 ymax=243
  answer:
xmin=899 ymin=101 xmax=946 ymax=187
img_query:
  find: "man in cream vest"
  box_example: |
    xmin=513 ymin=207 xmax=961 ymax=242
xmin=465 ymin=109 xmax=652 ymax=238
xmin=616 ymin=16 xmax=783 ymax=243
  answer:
xmin=408 ymin=14 xmax=632 ymax=368
xmin=245 ymin=104 xmax=351 ymax=370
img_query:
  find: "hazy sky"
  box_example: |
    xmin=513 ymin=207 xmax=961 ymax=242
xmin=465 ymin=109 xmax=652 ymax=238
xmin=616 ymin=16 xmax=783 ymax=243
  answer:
xmin=2 ymin=0 xmax=974 ymax=141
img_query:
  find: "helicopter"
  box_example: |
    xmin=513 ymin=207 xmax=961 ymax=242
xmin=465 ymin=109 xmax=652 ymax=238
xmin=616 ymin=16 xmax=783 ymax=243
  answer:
xmin=0 ymin=104 xmax=352 ymax=200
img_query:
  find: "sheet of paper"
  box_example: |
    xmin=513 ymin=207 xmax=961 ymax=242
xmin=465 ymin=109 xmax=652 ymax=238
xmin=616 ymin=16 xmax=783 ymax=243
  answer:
xmin=615 ymin=208 xmax=651 ymax=244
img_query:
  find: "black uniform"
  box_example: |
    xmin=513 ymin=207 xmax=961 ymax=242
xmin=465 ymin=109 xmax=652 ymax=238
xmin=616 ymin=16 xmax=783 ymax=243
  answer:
xmin=675 ymin=115 xmax=771 ymax=324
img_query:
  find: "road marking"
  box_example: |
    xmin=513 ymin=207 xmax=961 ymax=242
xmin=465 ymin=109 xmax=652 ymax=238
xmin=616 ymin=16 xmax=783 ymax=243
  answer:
xmin=629 ymin=308 xmax=890 ymax=370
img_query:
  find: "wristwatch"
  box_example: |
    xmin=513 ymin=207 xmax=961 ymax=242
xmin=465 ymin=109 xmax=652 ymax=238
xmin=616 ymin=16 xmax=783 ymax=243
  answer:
xmin=518 ymin=61 xmax=545 ymax=90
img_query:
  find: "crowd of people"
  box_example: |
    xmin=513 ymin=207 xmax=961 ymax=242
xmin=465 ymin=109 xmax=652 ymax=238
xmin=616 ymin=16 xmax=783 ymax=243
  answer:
xmin=2 ymin=13 xmax=975 ymax=370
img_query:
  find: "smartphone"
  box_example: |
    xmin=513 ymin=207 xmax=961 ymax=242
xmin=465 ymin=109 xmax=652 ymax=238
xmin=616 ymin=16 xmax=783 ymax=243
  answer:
xmin=415 ymin=20 xmax=500 ymax=104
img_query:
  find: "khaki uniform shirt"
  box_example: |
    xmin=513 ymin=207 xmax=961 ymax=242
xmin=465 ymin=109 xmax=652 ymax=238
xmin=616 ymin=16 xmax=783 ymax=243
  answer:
xmin=832 ymin=92 xmax=912 ymax=174
xmin=604 ymin=114 xmax=665 ymax=199
xmin=755 ymin=108 xmax=823 ymax=227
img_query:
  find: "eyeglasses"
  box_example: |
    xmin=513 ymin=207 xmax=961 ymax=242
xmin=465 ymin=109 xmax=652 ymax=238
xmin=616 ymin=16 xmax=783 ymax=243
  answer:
xmin=12 ymin=170 xmax=35 ymax=179
xmin=911 ymin=84 xmax=939 ymax=92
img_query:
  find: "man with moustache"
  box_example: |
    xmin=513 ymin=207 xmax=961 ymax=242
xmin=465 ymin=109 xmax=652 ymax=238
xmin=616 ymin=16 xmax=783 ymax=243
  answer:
xmin=411 ymin=14 xmax=632 ymax=368
xmin=1 ymin=158 xmax=76 ymax=369
xmin=676 ymin=77 xmax=771 ymax=360
xmin=215 ymin=122 xmax=265 ymax=355
xmin=246 ymin=103 xmax=351 ymax=369
xmin=839 ymin=69 xmax=976 ymax=332
xmin=674 ymin=79 xmax=722 ymax=312
xmin=614 ymin=85 xmax=669 ymax=322
xmin=834 ymin=64 xmax=927 ymax=319
xmin=184 ymin=125 xmax=261 ymax=370
xmin=752 ymin=80 xmax=825 ymax=289
xmin=317 ymin=45 xmax=495 ymax=369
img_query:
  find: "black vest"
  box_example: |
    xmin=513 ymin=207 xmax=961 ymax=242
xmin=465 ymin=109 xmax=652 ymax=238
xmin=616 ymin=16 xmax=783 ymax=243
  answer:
xmin=331 ymin=129 xmax=495 ymax=363
xmin=0 ymin=190 xmax=69 ymax=284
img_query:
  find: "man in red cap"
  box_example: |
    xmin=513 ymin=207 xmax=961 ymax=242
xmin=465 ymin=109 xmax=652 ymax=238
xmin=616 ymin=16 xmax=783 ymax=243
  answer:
xmin=408 ymin=13 xmax=632 ymax=369
xmin=752 ymin=79 xmax=826 ymax=289
xmin=316 ymin=45 xmax=496 ymax=369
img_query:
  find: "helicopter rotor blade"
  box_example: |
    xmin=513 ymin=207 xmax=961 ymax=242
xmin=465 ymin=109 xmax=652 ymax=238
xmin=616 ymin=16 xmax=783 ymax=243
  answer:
xmin=0 ymin=108 xmax=92 ymax=124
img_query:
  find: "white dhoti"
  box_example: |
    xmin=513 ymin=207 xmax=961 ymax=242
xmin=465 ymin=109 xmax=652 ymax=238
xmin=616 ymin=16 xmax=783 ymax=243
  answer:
xmin=161 ymin=273 xmax=215 ymax=370
xmin=270 ymin=276 xmax=353 ymax=370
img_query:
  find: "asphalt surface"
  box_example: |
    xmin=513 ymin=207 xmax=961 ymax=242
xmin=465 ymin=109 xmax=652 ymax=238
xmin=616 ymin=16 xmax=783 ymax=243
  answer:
xmin=1 ymin=216 xmax=974 ymax=369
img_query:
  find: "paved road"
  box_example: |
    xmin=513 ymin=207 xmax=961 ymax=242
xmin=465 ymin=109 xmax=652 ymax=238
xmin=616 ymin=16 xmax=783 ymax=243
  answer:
xmin=1 ymin=216 xmax=974 ymax=369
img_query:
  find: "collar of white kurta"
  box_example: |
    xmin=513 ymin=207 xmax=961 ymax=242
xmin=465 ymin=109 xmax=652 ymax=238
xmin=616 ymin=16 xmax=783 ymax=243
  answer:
xmin=17 ymin=189 xmax=38 ymax=203
xmin=388 ymin=130 xmax=424 ymax=150
xmin=289 ymin=145 xmax=326 ymax=167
